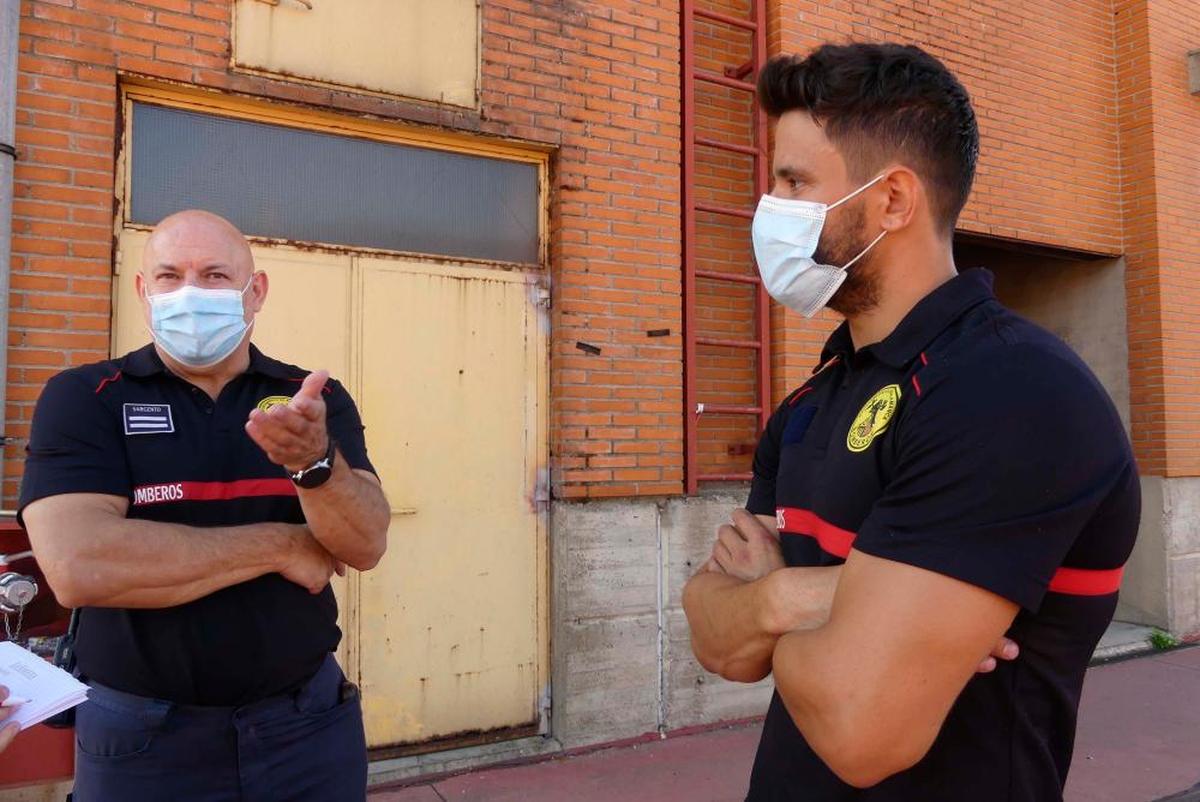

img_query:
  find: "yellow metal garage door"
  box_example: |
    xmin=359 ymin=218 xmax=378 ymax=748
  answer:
xmin=232 ymin=0 xmax=478 ymax=107
xmin=111 ymin=231 xmax=549 ymax=748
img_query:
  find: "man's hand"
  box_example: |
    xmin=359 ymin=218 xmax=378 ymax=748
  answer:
xmin=0 ymin=686 xmax=20 ymax=752
xmin=246 ymin=370 xmax=330 ymax=473
xmin=978 ymin=636 xmax=1019 ymax=673
xmin=277 ymin=525 xmax=344 ymax=594
xmin=709 ymin=509 xmax=785 ymax=582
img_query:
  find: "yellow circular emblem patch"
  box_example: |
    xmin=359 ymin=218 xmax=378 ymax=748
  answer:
xmin=256 ymin=395 xmax=293 ymax=413
xmin=847 ymin=384 xmax=902 ymax=453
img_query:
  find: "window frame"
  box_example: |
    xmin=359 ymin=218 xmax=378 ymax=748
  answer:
xmin=116 ymin=80 xmax=550 ymax=272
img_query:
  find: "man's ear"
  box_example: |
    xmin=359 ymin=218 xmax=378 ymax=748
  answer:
xmin=877 ymin=167 xmax=921 ymax=234
xmin=135 ymin=272 xmax=153 ymax=330
xmin=246 ymin=270 xmax=269 ymax=315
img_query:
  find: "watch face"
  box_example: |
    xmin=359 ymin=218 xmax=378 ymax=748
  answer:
xmin=295 ymin=463 xmax=333 ymax=489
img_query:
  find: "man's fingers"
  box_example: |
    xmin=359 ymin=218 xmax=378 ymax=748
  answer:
xmin=992 ymin=637 xmax=1019 ymax=661
xmin=291 ymin=400 xmax=323 ymax=423
xmin=263 ymin=405 xmax=312 ymax=437
xmin=251 ymin=406 xmax=313 ymax=439
xmin=977 ymin=637 xmax=1018 ymax=674
xmin=731 ymin=508 xmax=775 ymax=542
xmin=716 ymin=527 xmax=748 ymax=564
xmin=246 ymin=415 xmax=317 ymax=456
xmin=712 ymin=539 xmax=734 ymax=571
xmin=245 ymin=419 xmax=293 ymax=453
xmin=297 ymin=370 xmax=329 ymax=403
xmin=0 ymin=722 xmax=18 ymax=751
xmin=244 ymin=419 xmax=271 ymax=451
xmin=335 ymin=561 xmax=347 ymax=577
xmin=718 ymin=523 xmax=749 ymax=546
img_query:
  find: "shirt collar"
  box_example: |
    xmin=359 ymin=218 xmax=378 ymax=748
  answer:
xmin=820 ymin=268 xmax=996 ymax=369
xmin=119 ymin=343 xmax=167 ymax=377
xmin=119 ymin=343 xmax=294 ymax=380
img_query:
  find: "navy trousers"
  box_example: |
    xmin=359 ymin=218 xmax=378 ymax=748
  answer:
xmin=71 ymin=655 xmax=367 ymax=802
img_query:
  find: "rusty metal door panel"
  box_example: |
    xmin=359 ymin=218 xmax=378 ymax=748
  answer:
xmin=232 ymin=0 xmax=478 ymax=107
xmin=353 ymin=257 xmax=548 ymax=747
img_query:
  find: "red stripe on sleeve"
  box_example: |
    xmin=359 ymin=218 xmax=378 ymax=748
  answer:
xmin=775 ymin=508 xmax=856 ymax=558
xmin=775 ymin=507 xmax=1124 ymax=596
xmin=1047 ymin=566 xmax=1124 ymax=596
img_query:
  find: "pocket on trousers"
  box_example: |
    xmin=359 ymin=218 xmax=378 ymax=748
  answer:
xmin=75 ymin=692 xmax=170 ymax=760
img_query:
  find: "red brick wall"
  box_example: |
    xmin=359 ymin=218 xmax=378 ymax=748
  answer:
xmin=484 ymin=3 xmax=685 ymax=499
xmin=765 ymin=0 xmax=1127 ymax=399
xmin=1117 ymin=0 xmax=1200 ymax=477
xmin=6 ymin=0 xmax=685 ymax=504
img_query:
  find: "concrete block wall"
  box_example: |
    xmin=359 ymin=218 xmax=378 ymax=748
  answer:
xmin=550 ymin=492 xmax=772 ymax=748
xmin=1126 ymin=478 xmax=1200 ymax=638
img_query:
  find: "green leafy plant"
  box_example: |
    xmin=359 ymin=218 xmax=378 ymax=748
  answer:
xmin=1148 ymin=628 xmax=1180 ymax=650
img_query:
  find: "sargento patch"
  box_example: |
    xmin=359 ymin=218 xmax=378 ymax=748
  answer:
xmin=123 ymin=403 xmax=174 ymax=436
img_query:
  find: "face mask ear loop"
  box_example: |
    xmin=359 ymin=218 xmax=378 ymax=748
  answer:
xmin=839 ymin=230 xmax=888 ymax=273
xmin=827 ymin=173 xmax=887 ymax=211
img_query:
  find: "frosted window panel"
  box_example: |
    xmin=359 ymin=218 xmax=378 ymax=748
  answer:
xmin=129 ymin=104 xmax=540 ymax=265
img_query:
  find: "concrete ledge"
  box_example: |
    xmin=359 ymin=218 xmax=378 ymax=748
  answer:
xmin=1091 ymin=621 xmax=1155 ymax=663
xmin=368 ymin=735 xmax=563 ymax=789
xmin=1156 ymin=788 xmax=1200 ymax=802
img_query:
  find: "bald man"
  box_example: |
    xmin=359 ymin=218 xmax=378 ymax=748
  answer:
xmin=19 ymin=210 xmax=390 ymax=801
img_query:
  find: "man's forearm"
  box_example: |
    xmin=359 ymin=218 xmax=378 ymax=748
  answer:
xmin=682 ymin=566 xmax=840 ymax=683
xmin=56 ymin=521 xmax=291 ymax=608
xmin=94 ymin=526 xmax=287 ymax=608
xmin=25 ymin=497 xmax=296 ymax=609
xmin=297 ymin=453 xmax=389 ymax=570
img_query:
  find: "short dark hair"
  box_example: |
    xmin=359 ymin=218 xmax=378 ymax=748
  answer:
xmin=757 ymin=43 xmax=979 ymax=232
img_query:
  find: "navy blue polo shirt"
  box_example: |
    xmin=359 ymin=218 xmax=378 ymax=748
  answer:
xmin=18 ymin=343 xmax=376 ymax=706
xmin=745 ymin=270 xmax=1140 ymax=801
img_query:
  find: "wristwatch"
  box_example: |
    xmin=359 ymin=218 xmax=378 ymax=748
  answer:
xmin=290 ymin=439 xmax=336 ymax=489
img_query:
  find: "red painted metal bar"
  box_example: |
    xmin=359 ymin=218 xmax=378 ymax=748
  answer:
xmin=698 ymin=472 xmax=754 ymax=482
xmin=683 ymin=1 xmax=771 ymax=494
xmin=696 ymin=269 xmax=760 ymax=285
xmin=694 ymin=7 xmax=758 ymax=31
xmin=694 ymin=69 xmax=756 ymax=93
xmin=697 ymin=336 xmax=761 ymax=350
xmin=753 ymin=0 xmax=772 ymax=435
xmin=682 ymin=0 xmax=699 ymax=494
xmin=695 ymin=201 xmax=754 ymax=220
xmin=725 ymin=60 xmax=755 ymax=80
xmin=698 ymin=404 xmax=763 ymax=415
xmin=695 ymin=136 xmax=759 ymax=157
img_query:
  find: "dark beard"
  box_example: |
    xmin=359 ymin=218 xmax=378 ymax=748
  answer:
xmin=813 ymin=204 xmax=881 ymax=316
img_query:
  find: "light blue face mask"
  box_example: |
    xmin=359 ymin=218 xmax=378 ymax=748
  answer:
xmin=146 ymin=278 xmax=253 ymax=368
xmin=751 ymin=175 xmax=887 ymax=318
